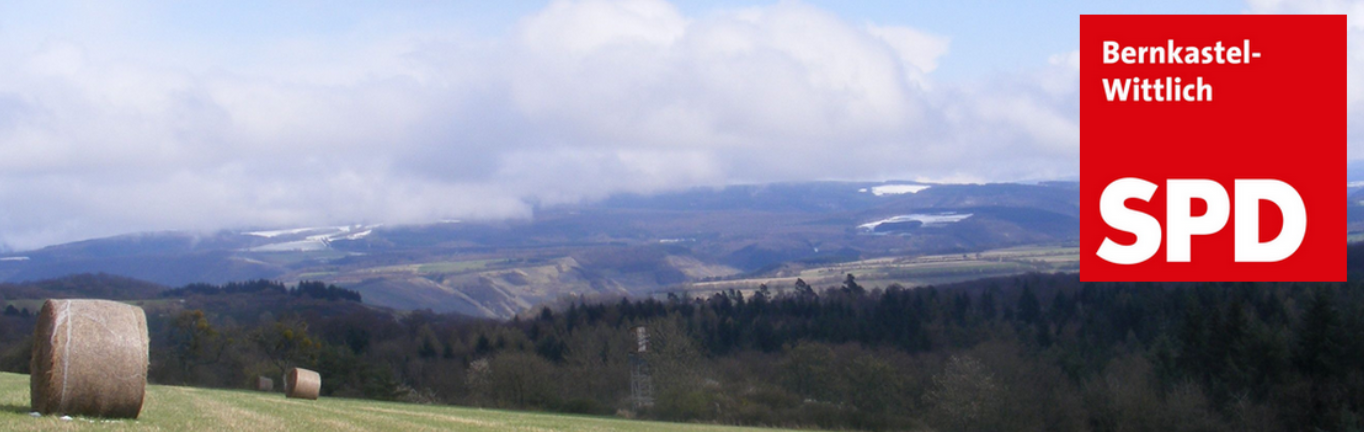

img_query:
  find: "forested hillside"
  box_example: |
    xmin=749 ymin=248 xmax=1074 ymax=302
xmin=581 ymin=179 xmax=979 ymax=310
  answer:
xmin=2 ymin=247 xmax=1364 ymax=430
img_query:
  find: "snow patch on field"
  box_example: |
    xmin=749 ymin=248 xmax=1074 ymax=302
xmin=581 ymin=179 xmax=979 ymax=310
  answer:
xmin=858 ymin=213 xmax=972 ymax=232
xmin=342 ymin=230 xmax=373 ymax=240
xmin=248 ymin=239 xmax=329 ymax=252
xmin=246 ymin=227 xmax=327 ymax=238
xmin=243 ymin=225 xmax=378 ymax=252
xmin=859 ymin=184 xmax=931 ymax=196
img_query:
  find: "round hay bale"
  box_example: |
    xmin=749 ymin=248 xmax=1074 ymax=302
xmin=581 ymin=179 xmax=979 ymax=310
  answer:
xmin=30 ymin=299 xmax=149 ymax=419
xmin=257 ymin=376 xmax=274 ymax=392
xmin=285 ymin=367 xmax=320 ymax=400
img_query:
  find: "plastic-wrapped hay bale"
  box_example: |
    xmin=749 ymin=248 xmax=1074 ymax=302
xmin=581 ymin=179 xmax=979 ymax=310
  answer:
xmin=30 ymin=299 xmax=149 ymax=419
xmin=285 ymin=367 xmax=320 ymax=400
xmin=257 ymin=376 xmax=274 ymax=392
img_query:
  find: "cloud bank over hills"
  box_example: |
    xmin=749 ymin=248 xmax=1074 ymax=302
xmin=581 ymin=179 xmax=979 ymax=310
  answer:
xmin=10 ymin=0 xmax=1337 ymax=250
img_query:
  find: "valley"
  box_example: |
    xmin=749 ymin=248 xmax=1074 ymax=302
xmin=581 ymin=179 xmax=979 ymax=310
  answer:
xmin=10 ymin=177 xmax=1364 ymax=319
xmin=2 ymin=180 xmax=1088 ymax=318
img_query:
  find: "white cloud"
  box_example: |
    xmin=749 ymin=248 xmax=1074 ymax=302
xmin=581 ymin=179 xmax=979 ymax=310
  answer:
xmin=866 ymin=23 xmax=951 ymax=87
xmin=0 ymin=0 xmax=1079 ymax=250
xmin=519 ymin=0 xmax=689 ymax=54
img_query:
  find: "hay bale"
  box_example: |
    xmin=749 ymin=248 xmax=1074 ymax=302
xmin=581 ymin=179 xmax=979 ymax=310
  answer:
xmin=257 ymin=376 xmax=274 ymax=392
xmin=30 ymin=299 xmax=149 ymax=419
xmin=285 ymin=367 xmax=320 ymax=400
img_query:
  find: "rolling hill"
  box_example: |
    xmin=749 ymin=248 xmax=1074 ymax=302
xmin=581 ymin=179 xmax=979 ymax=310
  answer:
xmin=0 ymin=372 xmax=793 ymax=432
xmin=0 ymin=181 xmax=1088 ymax=317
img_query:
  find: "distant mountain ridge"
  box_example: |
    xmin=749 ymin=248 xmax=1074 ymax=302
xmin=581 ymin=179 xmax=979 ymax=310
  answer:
xmin=0 ymin=181 xmax=1083 ymax=317
xmin=0 ymin=273 xmax=166 ymax=301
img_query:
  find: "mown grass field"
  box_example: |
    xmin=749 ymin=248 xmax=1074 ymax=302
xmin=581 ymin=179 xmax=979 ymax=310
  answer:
xmin=0 ymin=373 xmax=795 ymax=432
xmin=683 ymin=245 xmax=1079 ymax=295
xmin=416 ymin=259 xmax=498 ymax=275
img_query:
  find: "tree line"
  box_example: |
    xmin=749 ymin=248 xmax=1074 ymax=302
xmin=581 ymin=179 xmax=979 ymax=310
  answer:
xmin=1 ymin=262 xmax=1364 ymax=430
xmin=161 ymin=279 xmax=362 ymax=302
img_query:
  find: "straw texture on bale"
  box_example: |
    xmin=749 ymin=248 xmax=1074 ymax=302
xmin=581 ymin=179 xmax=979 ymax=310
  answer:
xmin=285 ymin=367 xmax=321 ymax=400
xmin=30 ymin=299 xmax=149 ymax=419
xmin=257 ymin=376 xmax=274 ymax=392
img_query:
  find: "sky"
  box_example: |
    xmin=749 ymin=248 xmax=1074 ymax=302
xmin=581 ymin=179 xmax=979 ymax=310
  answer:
xmin=0 ymin=0 xmax=1356 ymax=251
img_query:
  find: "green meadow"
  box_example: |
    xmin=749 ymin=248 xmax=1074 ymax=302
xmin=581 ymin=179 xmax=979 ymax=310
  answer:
xmin=0 ymin=373 xmax=796 ymax=432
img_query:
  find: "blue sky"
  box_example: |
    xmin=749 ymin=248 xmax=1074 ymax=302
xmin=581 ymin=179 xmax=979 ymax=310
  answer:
xmin=730 ymin=0 xmax=1246 ymax=77
xmin=5 ymin=0 xmax=1247 ymax=79
xmin=0 ymin=0 xmax=1349 ymax=250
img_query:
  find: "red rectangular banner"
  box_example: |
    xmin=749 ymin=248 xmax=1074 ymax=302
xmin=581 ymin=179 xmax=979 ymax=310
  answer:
xmin=1080 ymin=15 xmax=1345 ymax=282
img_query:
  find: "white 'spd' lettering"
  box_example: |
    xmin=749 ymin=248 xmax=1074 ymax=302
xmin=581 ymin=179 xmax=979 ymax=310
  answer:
xmin=1096 ymin=178 xmax=1306 ymax=264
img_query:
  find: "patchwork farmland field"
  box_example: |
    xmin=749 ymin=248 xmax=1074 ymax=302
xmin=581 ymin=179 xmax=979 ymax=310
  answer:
xmin=680 ymin=246 xmax=1079 ymax=295
xmin=0 ymin=372 xmax=797 ymax=432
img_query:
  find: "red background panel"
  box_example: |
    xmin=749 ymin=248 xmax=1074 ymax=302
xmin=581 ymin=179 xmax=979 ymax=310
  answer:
xmin=1080 ymin=15 xmax=1345 ymax=282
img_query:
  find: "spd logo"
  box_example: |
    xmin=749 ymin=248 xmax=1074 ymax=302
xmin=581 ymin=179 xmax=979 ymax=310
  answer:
xmin=1080 ymin=15 xmax=1345 ymax=282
